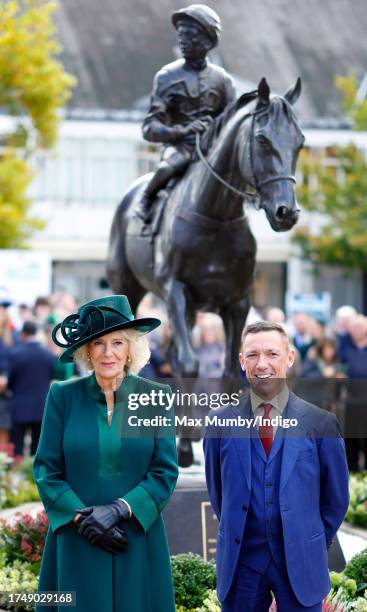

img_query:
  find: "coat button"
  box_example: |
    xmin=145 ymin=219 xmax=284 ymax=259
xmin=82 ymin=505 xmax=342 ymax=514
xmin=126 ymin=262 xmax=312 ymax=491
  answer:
xmin=235 ymin=537 xmax=241 ymax=544
xmin=242 ymin=505 xmax=248 ymax=512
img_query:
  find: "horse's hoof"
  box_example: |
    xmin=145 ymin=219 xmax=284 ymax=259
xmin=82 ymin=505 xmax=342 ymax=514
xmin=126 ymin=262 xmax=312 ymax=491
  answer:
xmin=191 ymin=426 xmax=203 ymax=442
xmin=177 ymin=440 xmax=194 ymax=468
xmin=178 ymin=362 xmax=199 ymax=379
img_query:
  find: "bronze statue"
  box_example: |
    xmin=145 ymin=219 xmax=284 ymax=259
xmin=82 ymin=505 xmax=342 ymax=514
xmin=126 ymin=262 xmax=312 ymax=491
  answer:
xmin=137 ymin=4 xmax=235 ymax=222
xmin=107 ymin=65 xmax=304 ymax=465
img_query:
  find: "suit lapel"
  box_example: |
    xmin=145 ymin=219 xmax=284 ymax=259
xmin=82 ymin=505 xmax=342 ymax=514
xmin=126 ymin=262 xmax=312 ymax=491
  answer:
xmin=280 ymin=392 xmax=308 ymax=492
xmin=267 ymin=437 xmax=283 ymax=463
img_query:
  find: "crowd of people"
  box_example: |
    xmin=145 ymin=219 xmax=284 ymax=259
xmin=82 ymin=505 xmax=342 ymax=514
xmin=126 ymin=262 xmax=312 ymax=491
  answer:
xmin=0 ymin=290 xmax=79 ymax=458
xmin=0 ymin=289 xmax=366 ymax=470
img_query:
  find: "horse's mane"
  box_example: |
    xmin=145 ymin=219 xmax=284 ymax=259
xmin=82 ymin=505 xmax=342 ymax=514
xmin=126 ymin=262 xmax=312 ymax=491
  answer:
xmin=202 ymin=90 xmax=300 ymax=152
xmin=202 ymin=90 xmax=258 ymax=151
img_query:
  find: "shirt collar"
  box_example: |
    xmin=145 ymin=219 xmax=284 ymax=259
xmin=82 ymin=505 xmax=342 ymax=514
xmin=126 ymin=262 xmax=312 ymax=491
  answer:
xmin=250 ymin=383 xmax=289 ymax=414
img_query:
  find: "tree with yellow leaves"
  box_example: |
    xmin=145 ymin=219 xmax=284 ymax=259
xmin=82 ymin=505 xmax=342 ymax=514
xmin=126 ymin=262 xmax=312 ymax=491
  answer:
xmin=0 ymin=0 xmax=75 ymax=247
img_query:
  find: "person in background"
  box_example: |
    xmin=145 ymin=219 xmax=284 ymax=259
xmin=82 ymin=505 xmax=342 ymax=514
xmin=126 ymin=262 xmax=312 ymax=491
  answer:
xmin=333 ymin=305 xmax=357 ymax=348
xmin=51 ymin=290 xmax=77 ymax=323
xmin=17 ymin=304 xmax=34 ymax=328
xmin=0 ymin=297 xmax=18 ymax=453
xmin=302 ymin=338 xmax=346 ymax=380
xmin=299 ymin=338 xmax=346 ymax=413
xmin=291 ymin=312 xmax=316 ymax=361
xmin=136 ymin=295 xmax=173 ymax=380
xmin=33 ymin=296 xmax=56 ymax=327
xmin=337 ymin=314 xmax=367 ymax=472
xmin=194 ymin=313 xmax=225 ymax=378
xmin=7 ymin=321 xmax=56 ymax=457
xmin=264 ymin=307 xmax=287 ymax=328
xmin=338 ymin=314 xmax=367 ymax=379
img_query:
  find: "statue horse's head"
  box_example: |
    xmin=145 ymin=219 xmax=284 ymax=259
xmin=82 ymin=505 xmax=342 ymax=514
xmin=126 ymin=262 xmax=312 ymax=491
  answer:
xmin=241 ymin=78 xmax=305 ymax=232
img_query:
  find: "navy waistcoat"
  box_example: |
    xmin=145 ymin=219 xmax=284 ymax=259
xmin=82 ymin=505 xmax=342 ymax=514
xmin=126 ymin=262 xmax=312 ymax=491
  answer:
xmin=240 ymin=435 xmax=287 ymax=575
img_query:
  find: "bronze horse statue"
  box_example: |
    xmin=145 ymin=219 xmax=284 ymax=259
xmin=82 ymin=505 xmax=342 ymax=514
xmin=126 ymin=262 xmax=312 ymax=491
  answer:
xmin=107 ymin=77 xmax=304 ymax=465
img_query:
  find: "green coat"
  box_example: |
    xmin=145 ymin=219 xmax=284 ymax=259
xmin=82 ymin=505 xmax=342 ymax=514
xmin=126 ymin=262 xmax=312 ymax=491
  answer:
xmin=33 ymin=373 xmax=178 ymax=612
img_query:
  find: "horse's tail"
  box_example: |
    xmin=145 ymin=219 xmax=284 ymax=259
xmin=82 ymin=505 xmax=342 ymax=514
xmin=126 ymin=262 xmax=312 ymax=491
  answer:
xmin=106 ymin=195 xmax=129 ymax=293
xmin=106 ymin=176 xmax=149 ymax=294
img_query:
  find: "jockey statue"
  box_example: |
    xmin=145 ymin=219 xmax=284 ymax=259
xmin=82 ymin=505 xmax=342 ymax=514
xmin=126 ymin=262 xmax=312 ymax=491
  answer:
xmin=138 ymin=4 xmax=236 ymax=223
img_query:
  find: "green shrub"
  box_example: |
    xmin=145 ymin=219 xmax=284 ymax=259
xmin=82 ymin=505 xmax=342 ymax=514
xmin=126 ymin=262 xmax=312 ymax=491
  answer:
xmin=14 ymin=457 xmax=35 ymax=483
xmin=346 ymin=473 xmax=367 ymax=528
xmin=171 ymin=553 xmax=216 ymax=609
xmin=344 ymin=548 xmax=367 ymax=590
xmin=0 ymin=453 xmax=40 ymax=509
xmin=4 ymin=480 xmax=40 ymax=508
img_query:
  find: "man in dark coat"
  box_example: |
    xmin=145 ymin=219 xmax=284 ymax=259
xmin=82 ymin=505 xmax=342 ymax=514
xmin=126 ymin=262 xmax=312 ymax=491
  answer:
xmin=138 ymin=4 xmax=236 ymax=221
xmin=8 ymin=320 xmax=56 ymax=456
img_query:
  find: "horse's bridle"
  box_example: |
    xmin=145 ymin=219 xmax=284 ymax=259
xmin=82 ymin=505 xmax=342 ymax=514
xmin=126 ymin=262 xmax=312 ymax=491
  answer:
xmin=195 ymin=107 xmax=296 ymax=208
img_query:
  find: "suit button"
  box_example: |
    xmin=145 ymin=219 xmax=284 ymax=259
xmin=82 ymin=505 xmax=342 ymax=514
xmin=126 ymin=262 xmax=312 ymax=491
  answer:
xmin=242 ymin=505 xmax=248 ymax=512
xmin=235 ymin=537 xmax=241 ymax=545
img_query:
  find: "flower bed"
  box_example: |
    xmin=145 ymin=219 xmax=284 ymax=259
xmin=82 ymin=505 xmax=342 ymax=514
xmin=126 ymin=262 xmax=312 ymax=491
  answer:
xmin=1 ymin=507 xmax=367 ymax=611
xmin=0 ymin=510 xmax=47 ymax=611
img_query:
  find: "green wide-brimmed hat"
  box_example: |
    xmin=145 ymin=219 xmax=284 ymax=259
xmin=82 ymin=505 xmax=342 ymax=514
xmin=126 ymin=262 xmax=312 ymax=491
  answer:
xmin=52 ymin=295 xmax=161 ymax=363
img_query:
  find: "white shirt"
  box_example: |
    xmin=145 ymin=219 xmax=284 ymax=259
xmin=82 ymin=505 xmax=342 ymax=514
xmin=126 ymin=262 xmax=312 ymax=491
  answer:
xmin=250 ymin=384 xmax=290 ymax=439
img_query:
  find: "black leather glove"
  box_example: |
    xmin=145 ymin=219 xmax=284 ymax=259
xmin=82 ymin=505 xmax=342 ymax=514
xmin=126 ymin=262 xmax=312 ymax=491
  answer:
xmin=76 ymin=499 xmax=130 ymax=542
xmin=97 ymin=524 xmax=129 ymax=554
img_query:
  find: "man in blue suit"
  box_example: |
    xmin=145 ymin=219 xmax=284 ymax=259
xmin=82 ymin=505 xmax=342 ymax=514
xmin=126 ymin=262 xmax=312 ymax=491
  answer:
xmin=204 ymin=321 xmax=349 ymax=611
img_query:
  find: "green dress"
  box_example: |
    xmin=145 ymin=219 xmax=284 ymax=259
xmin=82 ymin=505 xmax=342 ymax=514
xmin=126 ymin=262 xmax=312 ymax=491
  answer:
xmin=33 ymin=373 xmax=178 ymax=612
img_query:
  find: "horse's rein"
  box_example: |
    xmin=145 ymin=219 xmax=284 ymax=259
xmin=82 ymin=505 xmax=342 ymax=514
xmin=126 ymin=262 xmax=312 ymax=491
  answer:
xmin=195 ymin=108 xmax=296 ymax=207
xmin=195 ymin=130 xmax=259 ymax=204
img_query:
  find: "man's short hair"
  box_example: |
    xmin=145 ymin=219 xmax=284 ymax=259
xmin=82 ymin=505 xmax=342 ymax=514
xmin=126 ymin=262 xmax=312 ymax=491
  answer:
xmin=241 ymin=320 xmax=291 ymax=350
xmin=22 ymin=320 xmax=38 ymax=337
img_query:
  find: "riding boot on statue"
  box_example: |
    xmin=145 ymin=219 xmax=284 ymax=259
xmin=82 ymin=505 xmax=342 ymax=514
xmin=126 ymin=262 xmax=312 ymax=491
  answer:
xmin=137 ymin=4 xmax=235 ymax=223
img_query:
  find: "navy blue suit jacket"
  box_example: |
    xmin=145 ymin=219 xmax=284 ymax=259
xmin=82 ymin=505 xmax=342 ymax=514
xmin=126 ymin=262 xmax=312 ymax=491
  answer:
xmin=8 ymin=341 xmax=56 ymax=423
xmin=203 ymin=391 xmax=349 ymax=606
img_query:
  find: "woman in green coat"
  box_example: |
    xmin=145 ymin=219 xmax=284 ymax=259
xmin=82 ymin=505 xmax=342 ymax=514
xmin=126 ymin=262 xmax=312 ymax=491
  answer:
xmin=33 ymin=295 xmax=178 ymax=612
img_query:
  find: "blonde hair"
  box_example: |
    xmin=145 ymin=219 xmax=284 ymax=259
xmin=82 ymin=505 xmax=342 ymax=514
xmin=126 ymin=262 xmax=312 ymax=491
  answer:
xmin=73 ymin=328 xmax=151 ymax=375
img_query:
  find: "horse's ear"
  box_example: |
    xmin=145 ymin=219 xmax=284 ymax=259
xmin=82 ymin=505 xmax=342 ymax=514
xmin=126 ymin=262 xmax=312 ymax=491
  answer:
xmin=284 ymin=78 xmax=302 ymax=105
xmin=257 ymin=78 xmax=270 ymax=105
